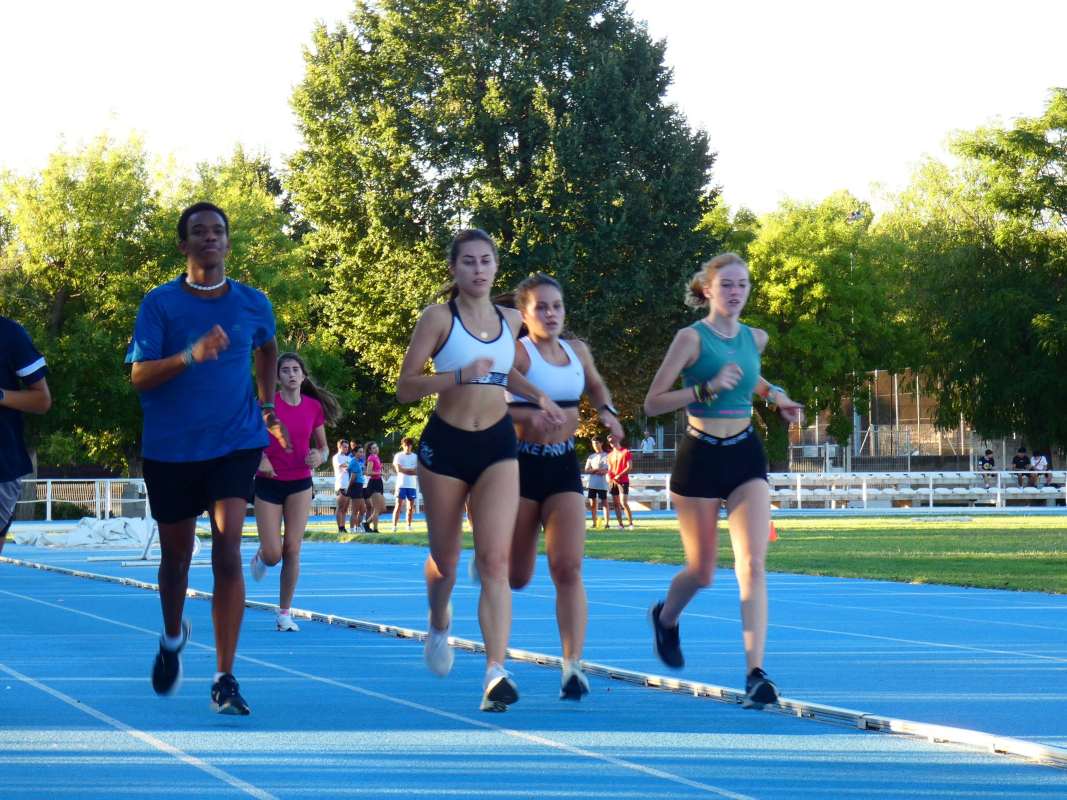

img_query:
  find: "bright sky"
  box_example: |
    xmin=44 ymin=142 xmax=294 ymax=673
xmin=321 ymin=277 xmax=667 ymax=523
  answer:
xmin=2 ymin=1 xmax=1064 ymax=214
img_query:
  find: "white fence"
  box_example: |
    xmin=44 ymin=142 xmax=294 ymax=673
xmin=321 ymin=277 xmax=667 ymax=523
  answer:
xmin=15 ymin=470 xmax=1065 ymax=522
xmin=620 ymin=471 xmax=1066 ymax=511
xmin=16 ymin=476 xmax=421 ymax=522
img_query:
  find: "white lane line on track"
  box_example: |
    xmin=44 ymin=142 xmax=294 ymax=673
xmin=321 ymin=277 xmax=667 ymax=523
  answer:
xmin=0 ymin=660 xmax=279 ymax=800
xmin=766 ymin=596 xmax=1067 ymax=634
xmin=0 ymin=588 xmax=754 ymax=800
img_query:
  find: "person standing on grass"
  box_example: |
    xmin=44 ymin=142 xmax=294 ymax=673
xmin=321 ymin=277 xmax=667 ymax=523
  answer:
xmin=249 ymin=352 xmax=340 ymax=632
xmin=347 ymin=444 xmax=367 ymax=532
xmin=396 ymin=228 xmax=564 ymax=712
xmin=643 ymin=252 xmax=804 ymax=710
xmin=127 ymin=201 xmax=289 ymax=716
xmin=392 ymin=437 xmax=419 ymax=532
xmin=584 ymin=437 xmax=611 ymax=529
xmin=504 ymin=273 xmax=623 ymax=700
xmin=0 ymin=317 xmax=52 ymax=555
xmin=362 ymin=442 xmax=385 ymax=532
xmin=332 ymin=439 xmax=351 ymax=532
xmin=607 ymin=434 xmax=634 ymax=528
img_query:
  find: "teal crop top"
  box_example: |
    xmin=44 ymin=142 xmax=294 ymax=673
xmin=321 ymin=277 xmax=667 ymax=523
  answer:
xmin=681 ymin=321 xmax=760 ymax=419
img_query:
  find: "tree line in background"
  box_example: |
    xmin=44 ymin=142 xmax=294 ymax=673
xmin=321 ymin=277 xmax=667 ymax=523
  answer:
xmin=0 ymin=0 xmax=1063 ymax=473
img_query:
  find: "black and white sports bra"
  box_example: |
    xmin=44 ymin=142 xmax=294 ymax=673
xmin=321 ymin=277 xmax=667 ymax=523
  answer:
xmin=507 ymin=337 xmax=584 ymax=408
xmin=431 ymin=300 xmax=515 ymax=387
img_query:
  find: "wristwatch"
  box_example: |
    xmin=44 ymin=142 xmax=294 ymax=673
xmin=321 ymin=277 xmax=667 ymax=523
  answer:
xmin=599 ymin=403 xmax=619 ymax=417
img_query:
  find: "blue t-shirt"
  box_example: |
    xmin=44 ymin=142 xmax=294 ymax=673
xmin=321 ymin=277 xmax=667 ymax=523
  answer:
xmin=126 ymin=275 xmax=275 ymax=462
xmin=0 ymin=317 xmax=49 ymax=481
xmin=348 ymin=456 xmax=365 ymax=489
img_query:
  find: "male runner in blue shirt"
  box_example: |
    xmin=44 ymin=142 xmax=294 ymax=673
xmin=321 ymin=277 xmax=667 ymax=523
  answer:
xmin=127 ymin=202 xmax=289 ymax=715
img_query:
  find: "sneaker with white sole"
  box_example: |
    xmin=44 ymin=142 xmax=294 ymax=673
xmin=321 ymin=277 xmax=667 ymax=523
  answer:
xmin=481 ymin=662 xmax=519 ymax=712
xmin=276 ymin=613 xmax=300 ymax=632
xmin=249 ymin=550 xmax=266 ymax=582
xmin=151 ymin=618 xmax=190 ymax=696
xmin=559 ymin=659 xmax=590 ymax=701
xmin=424 ymin=604 xmax=454 ymax=676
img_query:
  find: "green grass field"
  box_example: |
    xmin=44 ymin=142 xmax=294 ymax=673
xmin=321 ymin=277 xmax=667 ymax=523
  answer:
xmin=302 ymin=515 xmax=1067 ymax=594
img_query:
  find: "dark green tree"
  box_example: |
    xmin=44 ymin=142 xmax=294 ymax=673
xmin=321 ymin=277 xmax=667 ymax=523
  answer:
xmin=745 ymin=191 xmax=902 ymax=447
xmin=289 ymin=0 xmax=718 ymax=433
xmin=878 ymin=131 xmax=1067 ymax=452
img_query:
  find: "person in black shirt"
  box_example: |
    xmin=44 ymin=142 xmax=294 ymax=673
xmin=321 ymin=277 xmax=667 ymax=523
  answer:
xmin=977 ymin=449 xmax=995 ymax=488
xmin=1011 ymin=447 xmax=1030 ymax=487
xmin=0 ymin=317 xmax=52 ymax=554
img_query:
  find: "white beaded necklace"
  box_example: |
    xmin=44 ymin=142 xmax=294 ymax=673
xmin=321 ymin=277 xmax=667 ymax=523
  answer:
xmin=185 ymin=275 xmax=227 ymax=292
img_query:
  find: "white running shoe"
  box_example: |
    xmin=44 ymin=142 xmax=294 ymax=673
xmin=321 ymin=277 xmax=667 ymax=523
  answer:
xmin=249 ymin=550 xmax=266 ymax=582
xmin=559 ymin=659 xmax=590 ymax=701
xmin=423 ymin=604 xmax=454 ymax=676
xmin=481 ymin=662 xmax=519 ymax=712
xmin=276 ymin=613 xmax=300 ymax=632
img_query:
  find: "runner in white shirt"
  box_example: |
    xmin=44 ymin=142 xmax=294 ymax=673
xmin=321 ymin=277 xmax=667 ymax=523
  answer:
xmin=392 ymin=437 xmax=419 ymax=531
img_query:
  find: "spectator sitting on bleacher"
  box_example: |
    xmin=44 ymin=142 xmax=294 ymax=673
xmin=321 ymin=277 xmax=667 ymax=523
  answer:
xmin=1011 ymin=447 xmax=1030 ymax=487
xmin=978 ymin=449 xmax=995 ymax=487
xmin=1030 ymin=450 xmax=1050 ymax=487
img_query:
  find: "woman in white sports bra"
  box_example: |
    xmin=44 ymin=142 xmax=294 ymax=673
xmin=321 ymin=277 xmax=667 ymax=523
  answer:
xmin=505 ymin=273 xmax=623 ymax=702
xmin=396 ymin=229 xmax=564 ymax=713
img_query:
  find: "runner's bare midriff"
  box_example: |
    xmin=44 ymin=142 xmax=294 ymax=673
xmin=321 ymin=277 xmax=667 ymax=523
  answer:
xmin=435 ymin=384 xmax=510 ymax=431
xmin=686 ymin=415 xmax=751 ymax=439
xmin=511 ymin=406 xmax=580 ymax=445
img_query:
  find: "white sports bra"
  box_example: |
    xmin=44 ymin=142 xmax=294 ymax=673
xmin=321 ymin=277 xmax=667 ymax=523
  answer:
xmin=507 ymin=337 xmax=584 ymax=408
xmin=431 ymin=300 xmax=515 ymax=387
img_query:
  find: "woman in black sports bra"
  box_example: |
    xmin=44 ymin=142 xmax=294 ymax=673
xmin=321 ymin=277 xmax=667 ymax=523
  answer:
xmin=396 ymin=229 xmax=564 ymax=713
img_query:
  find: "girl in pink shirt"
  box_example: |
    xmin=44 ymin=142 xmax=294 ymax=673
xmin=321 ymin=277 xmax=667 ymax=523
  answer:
xmin=362 ymin=442 xmax=385 ymax=533
xmin=250 ymin=352 xmax=341 ymax=631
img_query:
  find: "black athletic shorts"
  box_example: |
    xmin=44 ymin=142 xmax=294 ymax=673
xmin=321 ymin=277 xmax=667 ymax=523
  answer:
xmin=587 ymin=487 xmax=607 ymax=501
xmin=143 ymin=447 xmax=261 ymax=524
xmin=669 ymin=425 xmax=768 ymax=500
xmin=610 ymin=482 xmax=629 ymax=497
xmin=517 ymin=438 xmax=583 ymax=504
xmin=254 ymin=476 xmax=313 ymax=505
xmin=363 ymin=477 xmax=384 ymax=498
xmin=417 ymin=412 xmax=517 ymax=486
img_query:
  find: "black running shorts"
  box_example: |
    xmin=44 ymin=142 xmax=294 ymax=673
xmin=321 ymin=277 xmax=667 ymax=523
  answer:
xmin=417 ymin=413 xmax=517 ymax=486
xmin=669 ymin=426 xmax=768 ymax=500
xmin=143 ymin=448 xmax=261 ymax=524
xmin=517 ymin=438 xmax=583 ymax=504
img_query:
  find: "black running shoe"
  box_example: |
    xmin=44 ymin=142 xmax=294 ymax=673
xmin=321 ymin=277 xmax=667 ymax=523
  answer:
xmin=362 ymin=522 xmax=372 ymax=533
xmin=649 ymin=602 xmax=684 ymax=669
xmin=151 ymin=618 xmax=190 ymax=696
xmin=211 ymin=673 xmax=251 ymax=716
xmin=742 ymin=667 xmax=779 ymax=709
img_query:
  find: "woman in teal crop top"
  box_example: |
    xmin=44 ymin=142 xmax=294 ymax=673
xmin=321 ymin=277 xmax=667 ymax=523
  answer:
xmin=643 ymin=252 xmax=804 ymax=710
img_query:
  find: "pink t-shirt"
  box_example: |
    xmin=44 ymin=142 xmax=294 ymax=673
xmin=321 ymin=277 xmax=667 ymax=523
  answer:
xmin=260 ymin=393 xmax=324 ymax=481
xmin=366 ymin=453 xmax=382 ymax=478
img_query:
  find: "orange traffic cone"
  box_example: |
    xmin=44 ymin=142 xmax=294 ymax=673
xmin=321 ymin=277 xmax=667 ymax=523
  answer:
xmin=769 ymin=522 xmax=778 ymax=542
